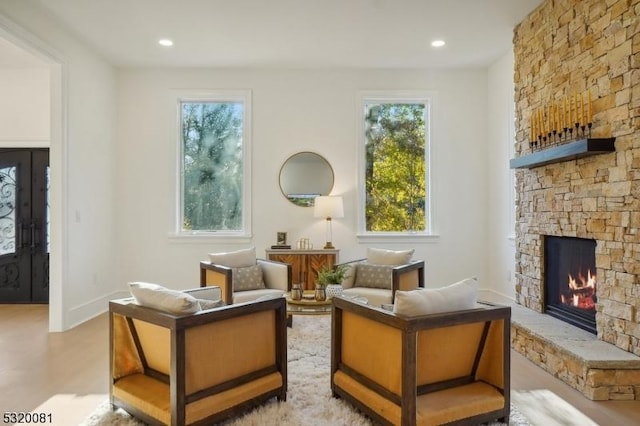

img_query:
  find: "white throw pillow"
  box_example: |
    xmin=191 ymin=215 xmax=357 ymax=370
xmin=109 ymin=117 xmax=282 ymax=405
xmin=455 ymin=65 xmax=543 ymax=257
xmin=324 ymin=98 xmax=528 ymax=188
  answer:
xmin=393 ymin=277 xmax=478 ymax=316
xmin=208 ymin=247 xmax=257 ymax=268
xmin=129 ymin=282 xmax=200 ymax=315
xmin=366 ymin=248 xmax=414 ymax=265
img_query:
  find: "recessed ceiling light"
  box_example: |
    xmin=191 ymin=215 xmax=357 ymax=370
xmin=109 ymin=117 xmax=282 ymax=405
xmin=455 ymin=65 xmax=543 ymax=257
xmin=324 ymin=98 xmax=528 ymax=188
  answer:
xmin=158 ymin=39 xmax=174 ymax=47
xmin=431 ymin=40 xmax=445 ymax=48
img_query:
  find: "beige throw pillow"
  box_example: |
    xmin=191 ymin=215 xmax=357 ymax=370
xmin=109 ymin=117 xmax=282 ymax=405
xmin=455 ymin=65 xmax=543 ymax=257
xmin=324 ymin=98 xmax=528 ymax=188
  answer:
xmin=208 ymin=247 xmax=257 ymax=268
xmin=366 ymin=247 xmax=414 ymax=265
xmin=393 ymin=277 xmax=478 ymax=316
xmin=129 ymin=282 xmax=200 ymax=315
xmin=232 ymin=264 xmax=266 ymax=291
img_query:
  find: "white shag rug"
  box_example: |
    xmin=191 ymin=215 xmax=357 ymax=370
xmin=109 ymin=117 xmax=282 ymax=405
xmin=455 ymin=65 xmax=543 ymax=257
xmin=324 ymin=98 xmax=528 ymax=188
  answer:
xmin=82 ymin=316 xmax=531 ymax=426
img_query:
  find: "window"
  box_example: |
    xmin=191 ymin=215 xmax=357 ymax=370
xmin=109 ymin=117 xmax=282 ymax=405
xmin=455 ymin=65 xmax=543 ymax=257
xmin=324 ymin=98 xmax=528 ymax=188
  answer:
xmin=358 ymin=92 xmax=431 ymax=236
xmin=178 ymin=91 xmax=251 ymax=236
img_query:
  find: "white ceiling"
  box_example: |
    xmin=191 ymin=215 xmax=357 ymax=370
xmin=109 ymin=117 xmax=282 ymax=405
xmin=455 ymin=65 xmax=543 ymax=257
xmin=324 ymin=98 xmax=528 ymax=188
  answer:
xmin=6 ymin=0 xmax=543 ymax=69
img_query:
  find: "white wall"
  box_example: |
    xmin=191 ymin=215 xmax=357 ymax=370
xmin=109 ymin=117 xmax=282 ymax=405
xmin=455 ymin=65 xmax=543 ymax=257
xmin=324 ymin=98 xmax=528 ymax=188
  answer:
xmin=0 ymin=2 xmax=118 ymax=330
xmin=487 ymin=50 xmax=516 ymax=300
xmin=116 ymin=68 xmax=491 ymax=291
xmin=0 ymin=67 xmax=49 ymax=145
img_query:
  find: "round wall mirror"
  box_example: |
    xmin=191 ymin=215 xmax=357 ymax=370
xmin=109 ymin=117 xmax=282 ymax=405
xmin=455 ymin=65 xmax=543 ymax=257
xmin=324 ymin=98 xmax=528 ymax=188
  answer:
xmin=279 ymin=152 xmax=334 ymax=207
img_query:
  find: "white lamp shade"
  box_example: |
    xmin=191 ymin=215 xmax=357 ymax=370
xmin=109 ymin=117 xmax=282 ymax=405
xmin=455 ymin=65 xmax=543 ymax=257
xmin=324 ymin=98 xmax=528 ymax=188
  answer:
xmin=314 ymin=196 xmax=344 ymax=219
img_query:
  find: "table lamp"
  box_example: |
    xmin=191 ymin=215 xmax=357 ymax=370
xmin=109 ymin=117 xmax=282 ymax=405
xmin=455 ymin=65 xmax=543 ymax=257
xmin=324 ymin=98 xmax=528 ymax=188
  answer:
xmin=314 ymin=196 xmax=344 ymax=249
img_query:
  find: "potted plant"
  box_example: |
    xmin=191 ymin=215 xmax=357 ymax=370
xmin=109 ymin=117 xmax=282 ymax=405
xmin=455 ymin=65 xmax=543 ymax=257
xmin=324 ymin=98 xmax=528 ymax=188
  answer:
xmin=316 ymin=264 xmax=350 ymax=300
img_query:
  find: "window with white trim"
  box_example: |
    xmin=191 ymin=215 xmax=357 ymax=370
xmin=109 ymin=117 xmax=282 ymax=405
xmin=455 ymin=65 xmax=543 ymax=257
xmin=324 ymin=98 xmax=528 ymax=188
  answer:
xmin=178 ymin=91 xmax=251 ymax=235
xmin=358 ymin=92 xmax=431 ymax=235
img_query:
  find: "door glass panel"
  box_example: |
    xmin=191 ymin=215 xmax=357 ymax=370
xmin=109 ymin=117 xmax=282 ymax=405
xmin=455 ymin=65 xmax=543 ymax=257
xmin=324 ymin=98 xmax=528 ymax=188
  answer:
xmin=0 ymin=166 xmax=17 ymax=256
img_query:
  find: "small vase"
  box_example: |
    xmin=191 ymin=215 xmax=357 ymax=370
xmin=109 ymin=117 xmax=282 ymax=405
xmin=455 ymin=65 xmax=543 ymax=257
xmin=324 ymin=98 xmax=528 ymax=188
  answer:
xmin=315 ymin=285 xmax=326 ymax=301
xmin=291 ymin=284 xmax=302 ymax=301
xmin=325 ymin=284 xmax=343 ymax=299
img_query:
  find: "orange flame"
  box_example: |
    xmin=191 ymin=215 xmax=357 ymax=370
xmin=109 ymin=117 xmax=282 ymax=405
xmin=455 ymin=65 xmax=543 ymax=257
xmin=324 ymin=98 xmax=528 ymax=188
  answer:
xmin=561 ymin=269 xmax=596 ymax=310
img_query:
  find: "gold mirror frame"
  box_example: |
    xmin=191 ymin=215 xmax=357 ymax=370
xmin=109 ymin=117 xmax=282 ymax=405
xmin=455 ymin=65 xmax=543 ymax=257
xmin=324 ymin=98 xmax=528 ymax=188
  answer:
xmin=279 ymin=152 xmax=334 ymax=207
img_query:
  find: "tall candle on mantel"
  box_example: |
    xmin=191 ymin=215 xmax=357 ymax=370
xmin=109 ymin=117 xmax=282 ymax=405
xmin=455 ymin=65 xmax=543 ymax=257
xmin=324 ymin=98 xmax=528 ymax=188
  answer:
xmin=580 ymin=93 xmax=585 ymax=125
xmin=530 ymin=114 xmax=534 ymax=142
xmin=587 ymin=90 xmax=592 ymax=123
xmin=564 ymin=96 xmax=569 ymax=128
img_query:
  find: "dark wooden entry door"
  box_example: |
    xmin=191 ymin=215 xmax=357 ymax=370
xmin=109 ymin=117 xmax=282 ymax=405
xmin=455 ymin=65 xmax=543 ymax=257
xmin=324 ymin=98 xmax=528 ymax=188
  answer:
xmin=0 ymin=149 xmax=49 ymax=303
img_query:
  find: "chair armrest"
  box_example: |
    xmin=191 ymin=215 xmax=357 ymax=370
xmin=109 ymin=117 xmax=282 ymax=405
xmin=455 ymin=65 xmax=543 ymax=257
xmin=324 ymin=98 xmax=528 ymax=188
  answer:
xmin=258 ymin=259 xmax=292 ymax=291
xmin=200 ymin=261 xmax=233 ymax=304
xmin=392 ymin=260 xmax=425 ymax=296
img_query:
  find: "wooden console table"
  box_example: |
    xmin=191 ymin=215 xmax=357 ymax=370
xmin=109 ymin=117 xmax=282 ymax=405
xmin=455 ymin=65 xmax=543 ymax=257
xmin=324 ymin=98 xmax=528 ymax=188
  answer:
xmin=266 ymin=249 xmax=339 ymax=291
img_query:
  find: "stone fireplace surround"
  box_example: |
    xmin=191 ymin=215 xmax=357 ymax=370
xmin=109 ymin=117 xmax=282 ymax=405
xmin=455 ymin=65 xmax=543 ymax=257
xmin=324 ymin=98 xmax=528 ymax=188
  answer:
xmin=512 ymin=0 xmax=640 ymax=400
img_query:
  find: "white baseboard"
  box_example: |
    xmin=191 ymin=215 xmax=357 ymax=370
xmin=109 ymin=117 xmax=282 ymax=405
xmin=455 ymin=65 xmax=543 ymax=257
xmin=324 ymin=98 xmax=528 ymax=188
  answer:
xmin=62 ymin=290 xmax=129 ymax=331
xmin=478 ymin=288 xmax=515 ymax=304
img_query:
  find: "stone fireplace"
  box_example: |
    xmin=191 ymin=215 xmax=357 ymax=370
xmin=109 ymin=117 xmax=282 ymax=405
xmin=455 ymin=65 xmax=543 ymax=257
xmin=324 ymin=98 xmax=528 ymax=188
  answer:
xmin=511 ymin=0 xmax=640 ymax=400
xmin=514 ymin=0 xmax=640 ymax=357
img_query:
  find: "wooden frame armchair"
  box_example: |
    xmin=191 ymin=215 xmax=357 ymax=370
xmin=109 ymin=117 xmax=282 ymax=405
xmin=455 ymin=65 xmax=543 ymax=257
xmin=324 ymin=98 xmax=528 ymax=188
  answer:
xmin=200 ymin=259 xmax=292 ymax=305
xmin=340 ymin=259 xmax=425 ymax=307
xmin=110 ymin=297 xmax=287 ymax=426
xmin=331 ymin=297 xmax=510 ymax=426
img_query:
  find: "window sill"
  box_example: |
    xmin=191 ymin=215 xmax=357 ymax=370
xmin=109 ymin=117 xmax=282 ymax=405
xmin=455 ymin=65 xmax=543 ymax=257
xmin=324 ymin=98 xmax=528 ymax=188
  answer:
xmin=356 ymin=232 xmax=440 ymax=244
xmin=168 ymin=232 xmax=252 ymax=244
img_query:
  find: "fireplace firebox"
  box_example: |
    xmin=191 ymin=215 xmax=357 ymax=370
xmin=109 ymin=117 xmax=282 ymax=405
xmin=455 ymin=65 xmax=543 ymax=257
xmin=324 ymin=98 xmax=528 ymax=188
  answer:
xmin=544 ymin=236 xmax=597 ymax=334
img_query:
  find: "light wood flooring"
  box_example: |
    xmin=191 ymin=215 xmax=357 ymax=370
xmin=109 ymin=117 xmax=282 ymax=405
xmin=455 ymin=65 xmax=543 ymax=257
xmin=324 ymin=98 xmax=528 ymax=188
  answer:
xmin=1 ymin=304 xmax=639 ymax=425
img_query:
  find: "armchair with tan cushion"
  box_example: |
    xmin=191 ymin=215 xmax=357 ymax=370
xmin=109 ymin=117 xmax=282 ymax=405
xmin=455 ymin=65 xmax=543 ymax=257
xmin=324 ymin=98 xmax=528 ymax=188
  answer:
xmin=331 ymin=284 xmax=510 ymax=426
xmin=109 ymin=292 xmax=287 ymax=426
xmin=200 ymin=247 xmax=292 ymax=304
xmin=340 ymin=248 xmax=424 ymax=307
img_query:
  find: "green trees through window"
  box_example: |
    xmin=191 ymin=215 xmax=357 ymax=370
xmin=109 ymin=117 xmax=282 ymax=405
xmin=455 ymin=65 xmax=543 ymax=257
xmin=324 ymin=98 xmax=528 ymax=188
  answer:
xmin=364 ymin=102 xmax=427 ymax=232
xmin=181 ymin=102 xmax=244 ymax=231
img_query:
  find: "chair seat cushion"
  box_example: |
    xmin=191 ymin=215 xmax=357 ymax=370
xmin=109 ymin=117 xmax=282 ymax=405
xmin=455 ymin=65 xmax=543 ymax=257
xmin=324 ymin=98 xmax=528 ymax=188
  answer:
xmin=113 ymin=374 xmax=170 ymax=424
xmin=416 ymin=381 xmax=505 ymax=425
xmin=342 ymin=287 xmax=392 ymax=307
xmin=233 ymin=288 xmax=285 ymax=304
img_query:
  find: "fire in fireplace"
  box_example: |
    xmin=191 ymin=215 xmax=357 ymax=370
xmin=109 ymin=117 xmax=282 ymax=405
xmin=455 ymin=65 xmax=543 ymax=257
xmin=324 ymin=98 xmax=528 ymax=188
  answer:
xmin=544 ymin=236 xmax=597 ymax=334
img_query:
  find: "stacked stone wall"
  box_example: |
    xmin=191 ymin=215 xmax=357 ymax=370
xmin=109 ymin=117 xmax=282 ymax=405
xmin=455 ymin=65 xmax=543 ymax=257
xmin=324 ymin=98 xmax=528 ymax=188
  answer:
xmin=514 ymin=0 xmax=640 ymax=356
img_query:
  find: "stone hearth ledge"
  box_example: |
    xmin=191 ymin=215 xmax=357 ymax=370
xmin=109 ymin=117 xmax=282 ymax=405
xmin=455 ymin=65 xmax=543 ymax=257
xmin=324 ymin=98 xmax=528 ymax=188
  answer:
xmin=509 ymin=302 xmax=640 ymax=401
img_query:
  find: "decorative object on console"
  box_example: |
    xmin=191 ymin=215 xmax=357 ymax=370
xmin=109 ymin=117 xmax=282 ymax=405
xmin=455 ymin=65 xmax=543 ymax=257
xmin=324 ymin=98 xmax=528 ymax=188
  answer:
xmin=313 ymin=195 xmax=344 ymax=249
xmin=271 ymin=231 xmax=291 ymax=249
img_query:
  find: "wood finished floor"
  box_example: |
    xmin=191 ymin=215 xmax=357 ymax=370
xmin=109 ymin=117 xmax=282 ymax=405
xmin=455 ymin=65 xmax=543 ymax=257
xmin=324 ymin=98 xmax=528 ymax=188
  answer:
xmin=1 ymin=305 xmax=639 ymax=425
